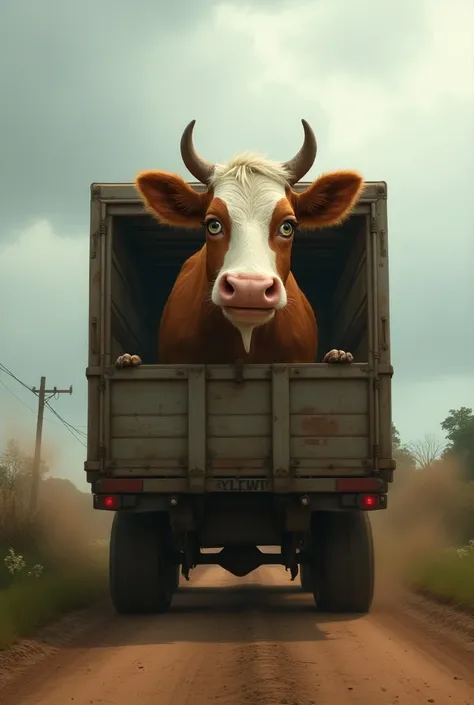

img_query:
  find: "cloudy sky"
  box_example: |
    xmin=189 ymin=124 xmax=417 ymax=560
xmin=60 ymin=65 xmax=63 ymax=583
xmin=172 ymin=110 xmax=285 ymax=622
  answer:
xmin=1 ymin=0 xmax=473 ymax=491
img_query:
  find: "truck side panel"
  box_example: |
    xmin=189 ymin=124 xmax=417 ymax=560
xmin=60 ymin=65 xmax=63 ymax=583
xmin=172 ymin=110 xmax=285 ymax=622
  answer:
xmin=373 ymin=193 xmax=393 ymax=471
xmin=104 ymin=364 xmax=373 ymax=486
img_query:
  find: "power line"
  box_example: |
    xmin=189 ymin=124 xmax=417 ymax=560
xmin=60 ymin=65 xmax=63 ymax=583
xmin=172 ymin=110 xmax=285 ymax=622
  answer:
xmin=44 ymin=399 xmax=87 ymax=445
xmin=0 ymin=375 xmax=79 ymax=432
xmin=0 ymin=361 xmax=89 ymax=514
xmin=0 ymin=377 xmax=37 ymax=415
xmin=44 ymin=399 xmax=87 ymax=437
xmin=0 ymin=361 xmax=33 ymax=393
xmin=0 ymin=360 xmax=86 ymax=445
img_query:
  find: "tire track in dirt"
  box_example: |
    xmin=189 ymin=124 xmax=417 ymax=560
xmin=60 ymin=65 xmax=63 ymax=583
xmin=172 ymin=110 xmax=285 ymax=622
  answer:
xmin=1 ymin=565 xmax=473 ymax=705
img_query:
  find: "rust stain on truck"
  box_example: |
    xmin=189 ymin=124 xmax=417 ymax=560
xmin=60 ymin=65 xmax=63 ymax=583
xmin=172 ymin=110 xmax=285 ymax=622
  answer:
xmin=301 ymin=416 xmax=339 ymax=436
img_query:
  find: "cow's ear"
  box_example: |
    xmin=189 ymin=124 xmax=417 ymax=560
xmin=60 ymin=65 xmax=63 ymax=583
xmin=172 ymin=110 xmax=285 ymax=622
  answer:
xmin=135 ymin=171 xmax=209 ymax=228
xmin=292 ymin=170 xmax=364 ymax=229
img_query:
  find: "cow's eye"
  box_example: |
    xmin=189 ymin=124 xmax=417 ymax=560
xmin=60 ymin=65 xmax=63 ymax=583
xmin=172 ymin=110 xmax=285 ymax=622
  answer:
xmin=206 ymin=220 xmax=223 ymax=236
xmin=278 ymin=221 xmax=295 ymax=238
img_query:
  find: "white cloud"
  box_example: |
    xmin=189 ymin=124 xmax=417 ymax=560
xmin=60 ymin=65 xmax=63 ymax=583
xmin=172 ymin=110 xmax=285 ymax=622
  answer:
xmin=209 ymin=0 xmax=474 ymax=153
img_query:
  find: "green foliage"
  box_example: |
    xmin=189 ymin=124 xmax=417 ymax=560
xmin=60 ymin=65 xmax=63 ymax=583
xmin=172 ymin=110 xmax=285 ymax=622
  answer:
xmin=412 ymin=540 xmax=474 ymax=612
xmin=0 ymin=540 xmax=108 ymax=649
xmin=0 ymin=560 xmax=107 ymax=649
xmin=441 ymin=407 xmax=474 ymax=481
xmin=3 ymin=548 xmax=44 ymax=582
xmin=0 ymin=437 xmax=110 ymax=650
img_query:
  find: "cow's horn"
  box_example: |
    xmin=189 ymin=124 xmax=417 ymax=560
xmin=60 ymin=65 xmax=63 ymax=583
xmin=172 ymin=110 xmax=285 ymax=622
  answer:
xmin=282 ymin=119 xmax=317 ymax=185
xmin=180 ymin=120 xmax=215 ymax=185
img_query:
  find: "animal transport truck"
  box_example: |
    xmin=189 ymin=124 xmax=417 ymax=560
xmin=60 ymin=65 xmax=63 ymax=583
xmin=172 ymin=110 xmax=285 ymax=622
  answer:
xmin=85 ymin=120 xmax=395 ymax=616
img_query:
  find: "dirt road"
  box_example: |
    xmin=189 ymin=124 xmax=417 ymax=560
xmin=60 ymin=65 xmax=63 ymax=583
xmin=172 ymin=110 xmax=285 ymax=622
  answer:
xmin=1 ymin=565 xmax=473 ymax=705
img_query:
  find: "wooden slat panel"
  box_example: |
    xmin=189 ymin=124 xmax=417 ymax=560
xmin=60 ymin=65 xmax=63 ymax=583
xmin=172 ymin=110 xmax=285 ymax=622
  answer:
xmin=207 ymin=467 xmax=271 ymax=477
xmin=110 ymin=307 xmax=140 ymax=353
xmin=112 ymin=226 xmax=148 ymax=310
xmin=294 ymin=467 xmax=370 ymax=477
xmin=294 ymin=458 xmax=368 ymax=469
xmin=332 ymin=231 xmax=366 ymax=311
xmin=290 ymin=380 xmax=368 ymax=414
xmin=111 ymin=415 xmax=187 ymax=438
xmin=291 ymin=414 xmax=367 ymax=437
xmin=111 ymin=466 xmax=188 ymax=477
xmin=111 ymin=366 xmax=190 ymax=380
xmin=210 ymin=458 xmax=267 ymax=470
xmin=291 ymin=437 xmax=369 ymax=460
xmin=111 ymin=380 xmax=188 ymax=415
xmin=208 ymin=437 xmax=271 ymax=460
xmin=111 ymin=271 xmax=141 ymax=340
xmin=111 ymin=437 xmax=187 ymax=460
xmin=289 ymin=365 xmax=370 ymax=379
xmin=207 ymin=381 xmax=271 ymax=415
xmin=112 ymin=413 xmax=272 ymax=438
xmin=332 ymin=258 xmax=367 ymax=348
xmin=209 ymin=414 xmax=271 ymax=437
xmin=108 ymin=363 xmax=370 ymax=381
xmin=109 ymin=458 xmax=185 ymax=469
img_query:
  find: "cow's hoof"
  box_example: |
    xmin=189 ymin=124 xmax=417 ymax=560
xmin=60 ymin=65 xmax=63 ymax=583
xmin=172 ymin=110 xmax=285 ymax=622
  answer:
xmin=115 ymin=354 xmax=142 ymax=369
xmin=323 ymin=349 xmax=354 ymax=364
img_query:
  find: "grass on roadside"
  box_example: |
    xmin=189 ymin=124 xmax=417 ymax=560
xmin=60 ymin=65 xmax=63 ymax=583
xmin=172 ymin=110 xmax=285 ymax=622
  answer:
xmin=411 ymin=540 xmax=474 ymax=613
xmin=0 ymin=546 xmax=108 ymax=650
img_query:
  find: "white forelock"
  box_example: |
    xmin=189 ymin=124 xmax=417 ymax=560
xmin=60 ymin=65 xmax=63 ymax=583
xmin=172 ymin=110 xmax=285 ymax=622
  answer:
xmin=210 ymin=152 xmax=291 ymax=188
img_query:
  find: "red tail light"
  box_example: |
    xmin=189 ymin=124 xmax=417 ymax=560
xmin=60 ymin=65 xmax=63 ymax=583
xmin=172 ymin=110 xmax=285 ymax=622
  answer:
xmin=359 ymin=494 xmax=379 ymax=510
xmin=94 ymin=494 xmax=121 ymax=510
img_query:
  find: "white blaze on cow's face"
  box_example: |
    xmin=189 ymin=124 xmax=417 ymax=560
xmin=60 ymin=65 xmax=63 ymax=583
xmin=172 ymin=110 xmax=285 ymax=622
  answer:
xmin=208 ymin=157 xmax=292 ymax=352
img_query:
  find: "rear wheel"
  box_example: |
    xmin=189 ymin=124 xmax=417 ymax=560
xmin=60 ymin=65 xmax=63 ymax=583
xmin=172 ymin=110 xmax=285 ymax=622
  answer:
xmin=312 ymin=511 xmax=374 ymax=614
xmin=109 ymin=512 xmax=175 ymax=615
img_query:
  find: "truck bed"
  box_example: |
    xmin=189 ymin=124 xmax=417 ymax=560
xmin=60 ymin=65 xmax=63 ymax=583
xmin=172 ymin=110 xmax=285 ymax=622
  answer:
xmin=86 ymin=181 xmax=394 ymax=492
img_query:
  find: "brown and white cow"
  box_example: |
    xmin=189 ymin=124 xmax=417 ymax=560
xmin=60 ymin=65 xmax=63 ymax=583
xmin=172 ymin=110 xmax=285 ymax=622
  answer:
xmin=116 ymin=120 xmax=363 ymax=368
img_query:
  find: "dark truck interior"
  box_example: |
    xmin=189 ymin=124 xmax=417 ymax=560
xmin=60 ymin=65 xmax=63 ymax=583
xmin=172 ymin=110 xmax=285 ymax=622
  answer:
xmin=110 ymin=213 xmax=370 ymax=365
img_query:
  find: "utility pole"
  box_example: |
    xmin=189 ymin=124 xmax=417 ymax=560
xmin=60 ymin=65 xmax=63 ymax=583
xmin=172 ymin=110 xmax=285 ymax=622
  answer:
xmin=30 ymin=377 xmax=73 ymax=514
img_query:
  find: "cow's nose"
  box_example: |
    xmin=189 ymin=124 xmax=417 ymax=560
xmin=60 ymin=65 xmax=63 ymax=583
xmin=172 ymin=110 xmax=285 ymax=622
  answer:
xmin=218 ymin=273 xmax=280 ymax=308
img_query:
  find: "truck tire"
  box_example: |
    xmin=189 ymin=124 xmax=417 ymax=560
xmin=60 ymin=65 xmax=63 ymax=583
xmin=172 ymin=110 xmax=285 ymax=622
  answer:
xmin=299 ymin=563 xmax=313 ymax=592
xmin=109 ymin=512 xmax=175 ymax=615
xmin=313 ymin=511 xmax=374 ymax=614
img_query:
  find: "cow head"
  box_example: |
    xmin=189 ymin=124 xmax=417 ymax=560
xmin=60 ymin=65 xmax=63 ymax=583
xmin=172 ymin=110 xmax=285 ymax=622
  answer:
xmin=136 ymin=120 xmax=364 ymax=353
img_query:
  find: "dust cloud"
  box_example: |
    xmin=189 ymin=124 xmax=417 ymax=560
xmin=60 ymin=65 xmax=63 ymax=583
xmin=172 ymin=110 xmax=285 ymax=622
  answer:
xmin=36 ymin=476 xmax=112 ymax=566
xmin=372 ymin=458 xmax=466 ymax=605
xmin=0 ymin=424 xmax=111 ymax=567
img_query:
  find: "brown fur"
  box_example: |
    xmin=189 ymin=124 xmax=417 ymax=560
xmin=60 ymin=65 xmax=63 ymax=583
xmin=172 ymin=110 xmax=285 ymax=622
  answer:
xmin=135 ymin=168 xmax=364 ymax=364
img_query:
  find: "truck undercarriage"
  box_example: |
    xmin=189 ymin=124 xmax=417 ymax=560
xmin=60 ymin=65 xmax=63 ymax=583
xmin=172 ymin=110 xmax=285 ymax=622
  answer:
xmin=100 ymin=490 xmax=382 ymax=615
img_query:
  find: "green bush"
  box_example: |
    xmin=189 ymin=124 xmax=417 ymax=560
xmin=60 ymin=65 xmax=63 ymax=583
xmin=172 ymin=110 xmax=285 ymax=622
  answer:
xmin=0 ymin=546 xmax=108 ymax=650
xmin=412 ymin=540 xmax=474 ymax=612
